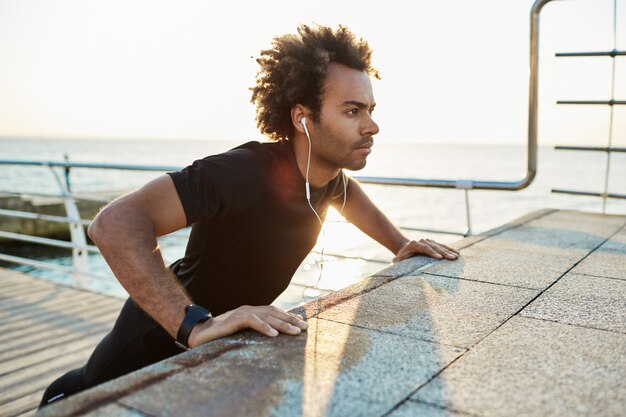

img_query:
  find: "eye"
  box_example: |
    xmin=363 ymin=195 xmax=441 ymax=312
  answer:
xmin=347 ymin=108 xmax=358 ymax=116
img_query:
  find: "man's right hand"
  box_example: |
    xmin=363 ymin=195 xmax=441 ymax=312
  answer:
xmin=187 ymin=305 xmax=308 ymax=348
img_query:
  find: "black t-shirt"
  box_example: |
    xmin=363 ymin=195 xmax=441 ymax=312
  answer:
xmin=167 ymin=140 xmax=345 ymax=315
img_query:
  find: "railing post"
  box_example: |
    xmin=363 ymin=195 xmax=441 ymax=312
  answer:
xmin=63 ymin=153 xmax=72 ymax=192
xmin=48 ymin=165 xmax=90 ymax=284
xmin=464 ymin=189 xmax=472 ymax=237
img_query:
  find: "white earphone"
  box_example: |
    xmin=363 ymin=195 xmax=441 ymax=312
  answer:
xmin=299 ymin=115 xmax=348 ymax=303
xmin=299 ymin=116 xmax=347 ymax=215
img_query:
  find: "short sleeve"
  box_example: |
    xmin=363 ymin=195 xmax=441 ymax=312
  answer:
xmin=167 ymin=143 xmax=266 ymax=226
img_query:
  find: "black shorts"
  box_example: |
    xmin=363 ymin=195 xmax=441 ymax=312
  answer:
xmin=39 ymin=298 xmax=181 ymax=408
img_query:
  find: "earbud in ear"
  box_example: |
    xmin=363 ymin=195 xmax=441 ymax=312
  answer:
xmin=301 ymin=117 xmax=312 ymax=142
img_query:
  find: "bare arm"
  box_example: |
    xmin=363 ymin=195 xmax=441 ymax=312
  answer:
xmin=89 ymin=175 xmax=306 ymax=348
xmin=331 ymin=178 xmax=459 ymax=262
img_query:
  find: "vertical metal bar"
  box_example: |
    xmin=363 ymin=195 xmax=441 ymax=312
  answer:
xmin=602 ymin=0 xmax=618 ymax=214
xmin=464 ymin=189 xmax=472 ymax=236
xmin=527 ymin=1 xmax=544 ymax=191
xmin=48 ymin=165 xmax=90 ymax=284
xmin=63 ymin=153 xmax=71 ymax=192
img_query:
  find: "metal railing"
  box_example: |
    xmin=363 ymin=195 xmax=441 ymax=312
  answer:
xmin=548 ymin=0 xmax=626 ymax=210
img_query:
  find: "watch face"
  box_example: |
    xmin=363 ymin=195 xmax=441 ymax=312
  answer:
xmin=187 ymin=304 xmax=211 ymax=317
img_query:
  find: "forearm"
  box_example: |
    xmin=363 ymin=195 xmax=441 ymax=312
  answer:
xmin=89 ymin=204 xmax=190 ymax=338
xmin=336 ymin=179 xmax=460 ymax=263
xmin=337 ymin=179 xmax=408 ymax=255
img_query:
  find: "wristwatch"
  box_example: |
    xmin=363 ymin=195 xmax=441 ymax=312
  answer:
xmin=175 ymin=304 xmax=212 ymax=350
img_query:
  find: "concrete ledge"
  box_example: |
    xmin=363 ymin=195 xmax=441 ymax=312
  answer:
xmin=38 ymin=209 xmax=626 ymax=417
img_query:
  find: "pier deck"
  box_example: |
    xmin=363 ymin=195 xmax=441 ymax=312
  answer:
xmin=0 ymin=269 xmax=123 ymax=417
xmin=4 ymin=209 xmax=626 ymax=417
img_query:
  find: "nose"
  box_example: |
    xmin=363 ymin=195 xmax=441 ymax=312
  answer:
xmin=361 ymin=113 xmax=379 ymax=137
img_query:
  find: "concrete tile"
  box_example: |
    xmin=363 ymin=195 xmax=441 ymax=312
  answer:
xmin=118 ymin=319 xmax=464 ymax=417
xmin=572 ymin=230 xmax=626 ymax=280
xmin=292 ymin=274 xmax=396 ymax=319
xmin=532 ymin=210 xmax=626 ymax=239
xmin=492 ymin=224 xmax=603 ymax=255
xmin=422 ymin=241 xmax=577 ymax=290
xmin=472 ymin=208 xmax=556 ymax=241
xmin=318 ymin=274 xmax=538 ymax=349
xmin=372 ymin=255 xmax=436 ymax=278
xmin=520 ymin=273 xmax=626 ymax=333
xmin=413 ymin=316 xmax=626 ymax=417
xmin=89 ymin=403 xmax=147 ymax=416
xmin=387 ymin=401 xmax=476 ymax=417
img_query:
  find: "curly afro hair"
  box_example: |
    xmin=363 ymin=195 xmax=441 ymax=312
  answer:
xmin=251 ymin=24 xmax=380 ymax=142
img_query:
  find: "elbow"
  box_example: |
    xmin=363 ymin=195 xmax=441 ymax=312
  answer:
xmin=88 ymin=204 xmax=122 ymax=247
xmin=88 ymin=207 xmax=109 ymax=246
xmin=88 ymin=200 xmax=154 ymax=248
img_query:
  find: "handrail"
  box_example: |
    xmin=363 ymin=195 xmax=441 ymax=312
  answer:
xmin=0 ymin=230 xmax=99 ymax=252
xmin=555 ymin=146 xmax=626 ymax=153
xmin=0 ymin=208 xmax=92 ymax=226
xmin=0 ymin=159 xmax=182 ymax=172
xmin=556 ymin=50 xmax=626 ymax=57
xmin=0 ymin=190 xmax=112 ymax=203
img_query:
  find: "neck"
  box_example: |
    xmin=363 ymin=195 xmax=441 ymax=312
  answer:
xmin=291 ymin=132 xmax=340 ymax=188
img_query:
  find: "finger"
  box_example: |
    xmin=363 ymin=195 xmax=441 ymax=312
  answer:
xmin=290 ymin=312 xmax=307 ymax=326
xmin=417 ymin=241 xmax=443 ymax=259
xmin=425 ymin=240 xmax=459 ymax=259
xmin=396 ymin=240 xmax=439 ymax=260
xmin=261 ymin=306 xmax=308 ymax=329
xmin=265 ymin=316 xmax=303 ymax=335
xmin=245 ymin=314 xmax=279 ymax=337
xmin=436 ymin=241 xmax=460 ymax=255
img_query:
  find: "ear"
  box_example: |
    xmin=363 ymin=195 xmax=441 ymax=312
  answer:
xmin=290 ymin=104 xmax=309 ymax=134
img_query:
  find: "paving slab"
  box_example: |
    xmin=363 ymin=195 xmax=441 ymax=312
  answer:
xmin=412 ymin=316 xmax=626 ymax=417
xmin=423 ymin=241 xmax=577 ymax=290
xmin=292 ymin=274 xmax=396 ymax=319
xmin=387 ymin=400 xmax=476 ymax=417
xmin=86 ymin=403 xmax=146 ymax=417
xmin=422 ymin=211 xmax=625 ymax=290
xmin=530 ymin=210 xmax=626 ymax=240
xmin=486 ymin=209 xmax=625 ymax=255
xmin=520 ymin=273 xmax=626 ymax=333
xmin=572 ymin=227 xmax=626 ymax=280
xmin=370 ymin=255 xmax=435 ymax=278
xmin=318 ymin=274 xmax=538 ymax=349
xmin=45 ymin=319 xmax=463 ymax=417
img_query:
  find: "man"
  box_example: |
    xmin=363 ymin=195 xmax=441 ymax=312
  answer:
xmin=40 ymin=24 xmax=458 ymax=407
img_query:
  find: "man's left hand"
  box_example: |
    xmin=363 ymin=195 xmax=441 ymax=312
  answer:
xmin=393 ymin=239 xmax=460 ymax=263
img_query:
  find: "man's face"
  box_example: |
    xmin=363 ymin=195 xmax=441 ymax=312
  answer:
xmin=308 ymin=63 xmax=379 ymax=172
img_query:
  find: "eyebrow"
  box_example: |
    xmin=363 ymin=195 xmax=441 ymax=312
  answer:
xmin=340 ymin=100 xmax=376 ymax=109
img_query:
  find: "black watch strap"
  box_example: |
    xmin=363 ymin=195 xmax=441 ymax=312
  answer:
xmin=175 ymin=304 xmax=212 ymax=350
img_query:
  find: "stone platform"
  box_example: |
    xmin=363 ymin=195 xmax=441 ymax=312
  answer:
xmin=36 ymin=209 xmax=626 ymax=417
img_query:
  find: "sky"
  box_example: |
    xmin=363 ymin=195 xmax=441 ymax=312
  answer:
xmin=0 ymin=0 xmax=624 ymax=145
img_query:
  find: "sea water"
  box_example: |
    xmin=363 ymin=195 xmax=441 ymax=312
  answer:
xmin=1 ymin=138 xmax=625 ymax=309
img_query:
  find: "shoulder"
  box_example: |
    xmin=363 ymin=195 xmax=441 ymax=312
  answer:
xmin=166 ymin=141 xmax=288 ymax=223
xmin=194 ymin=141 xmax=286 ymax=172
